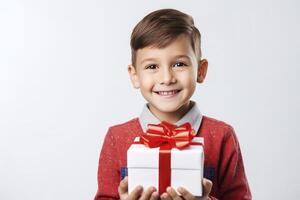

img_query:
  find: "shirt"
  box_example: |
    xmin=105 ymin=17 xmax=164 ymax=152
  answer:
xmin=139 ymin=101 xmax=202 ymax=132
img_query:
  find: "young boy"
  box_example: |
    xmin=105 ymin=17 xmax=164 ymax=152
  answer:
xmin=94 ymin=8 xmax=251 ymax=200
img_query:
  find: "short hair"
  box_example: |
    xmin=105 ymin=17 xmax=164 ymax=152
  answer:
xmin=130 ymin=8 xmax=202 ymax=67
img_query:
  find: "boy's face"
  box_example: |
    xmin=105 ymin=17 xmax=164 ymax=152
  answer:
xmin=128 ymin=34 xmax=208 ymax=118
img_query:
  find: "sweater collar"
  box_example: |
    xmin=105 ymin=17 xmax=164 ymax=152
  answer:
xmin=138 ymin=101 xmax=202 ymax=133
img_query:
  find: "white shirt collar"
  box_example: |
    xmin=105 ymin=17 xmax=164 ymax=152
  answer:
xmin=138 ymin=101 xmax=203 ymax=132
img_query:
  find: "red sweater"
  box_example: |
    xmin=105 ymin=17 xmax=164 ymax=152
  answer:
xmin=94 ymin=116 xmax=251 ymax=200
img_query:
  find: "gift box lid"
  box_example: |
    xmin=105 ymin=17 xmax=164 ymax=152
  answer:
xmin=127 ymin=137 xmax=204 ymax=170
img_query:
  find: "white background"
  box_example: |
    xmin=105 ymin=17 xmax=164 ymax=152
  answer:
xmin=1 ymin=0 xmax=299 ymax=199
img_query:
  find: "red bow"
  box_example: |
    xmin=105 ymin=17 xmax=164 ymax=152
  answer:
xmin=140 ymin=121 xmax=196 ymax=149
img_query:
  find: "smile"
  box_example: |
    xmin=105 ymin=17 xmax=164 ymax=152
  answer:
xmin=153 ymin=90 xmax=181 ymax=96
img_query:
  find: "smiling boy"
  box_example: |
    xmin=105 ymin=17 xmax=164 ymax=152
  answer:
xmin=94 ymin=8 xmax=251 ymax=200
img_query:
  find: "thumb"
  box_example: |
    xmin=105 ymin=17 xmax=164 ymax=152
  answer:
xmin=118 ymin=176 xmax=129 ymax=199
xmin=202 ymin=178 xmax=212 ymax=197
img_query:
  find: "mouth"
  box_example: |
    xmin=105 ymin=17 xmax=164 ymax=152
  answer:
xmin=153 ymin=89 xmax=181 ymax=97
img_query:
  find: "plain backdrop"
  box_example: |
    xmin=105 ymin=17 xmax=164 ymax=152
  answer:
xmin=1 ymin=0 xmax=299 ymax=199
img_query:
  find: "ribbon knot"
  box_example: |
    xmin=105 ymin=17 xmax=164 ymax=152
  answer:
xmin=140 ymin=121 xmax=196 ymax=149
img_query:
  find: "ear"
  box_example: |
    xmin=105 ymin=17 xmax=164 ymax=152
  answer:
xmin=197 ymin=59 xmax=208 ymax=83
xmin=128 ymin=64 xmax=140 ymax=89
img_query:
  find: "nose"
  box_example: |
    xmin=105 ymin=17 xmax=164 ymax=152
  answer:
xmin=159 ymin=67 xmax=176 ymax=85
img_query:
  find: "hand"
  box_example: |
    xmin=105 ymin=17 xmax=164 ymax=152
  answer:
xmin=118 ymin=176 xmax=160 ymax=200
xmin=161 ymin=178 xmax=213 ymax=200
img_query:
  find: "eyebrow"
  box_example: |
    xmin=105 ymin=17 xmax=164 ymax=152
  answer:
xmin=140 ymin=55 xmax=191 ymax=64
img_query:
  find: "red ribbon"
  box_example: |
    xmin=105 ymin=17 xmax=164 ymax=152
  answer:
xmin=137 ymin=121 xmax=199 ymax=195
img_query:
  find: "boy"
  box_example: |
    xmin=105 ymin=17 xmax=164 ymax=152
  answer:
xmin=94 ymin=8 xmax=251 ymax=200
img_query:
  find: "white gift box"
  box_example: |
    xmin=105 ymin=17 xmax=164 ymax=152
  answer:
xmin=127 ymin=137 xmax=204 ymax=196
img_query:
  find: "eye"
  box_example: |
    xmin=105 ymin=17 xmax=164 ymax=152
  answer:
xmin=145 ymin=64 xmax=158 ymax=70
xmin=173 ymin=62 xmax=187 ymax=67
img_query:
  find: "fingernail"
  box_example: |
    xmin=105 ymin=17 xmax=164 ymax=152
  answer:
xmin=161 ymin=193 xmax=167 ymax=199
xmin=153 ymin=191 xmax=159 ymax=197
xmin=166 ymin=187 xmax=171 ymax=192
xmin=177 ymin=187 xmax=184 ymax=193
xmin=137 ymin=185 xmax=143 ymax=192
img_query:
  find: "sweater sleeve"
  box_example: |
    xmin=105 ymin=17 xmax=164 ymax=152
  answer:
xmin=217 ymin=126 xmax=252 ymax=199
xmin=94 ymin=128 xmax=120 ymax=200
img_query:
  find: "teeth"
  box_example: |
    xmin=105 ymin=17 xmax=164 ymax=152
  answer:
xmin=156 ymin=90 xmax=179 ymax=96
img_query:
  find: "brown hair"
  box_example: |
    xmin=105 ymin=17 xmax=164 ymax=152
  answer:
xmin=130 ymin=8 xmax=202 ymax=67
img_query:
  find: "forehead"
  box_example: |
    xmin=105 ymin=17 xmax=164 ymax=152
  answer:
xmin=136 ymin=35 xmax=195 ymax=64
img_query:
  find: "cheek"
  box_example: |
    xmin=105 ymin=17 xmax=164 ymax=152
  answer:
xmin=139 ymin=74 xmax=155 ymax=90
xmin=179 ymin=70 xmax=196 ymax=88
xmin=186 ymin=80 xmax=196 ymax=94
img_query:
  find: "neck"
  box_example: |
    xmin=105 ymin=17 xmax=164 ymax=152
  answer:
xmin=148 ymin=101 xmax=193 ymax=124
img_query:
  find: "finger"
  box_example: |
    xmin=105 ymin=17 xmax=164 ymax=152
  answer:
xmin=177 ymin=187 xmax=195 ymax=200
xmin=202 ymin=178 xmax=212 ymax=197
xmin=127 ymin=185 xmax=143 ymax=200
xmin=118 ymin=176 xmax=128 ymax=195
xmin=150 ymin=191 xmax=159 ymax=200
xmin=161 ymin=192 xmax=173 ymax=200
xmin=166 ymin=187 xmax=181 ymax=200
xmin=140 ymin=186 xmax=156 ymax=200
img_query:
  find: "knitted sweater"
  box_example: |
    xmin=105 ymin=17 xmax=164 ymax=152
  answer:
xmin=94 ymin=116 xmax=251 ymax=200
